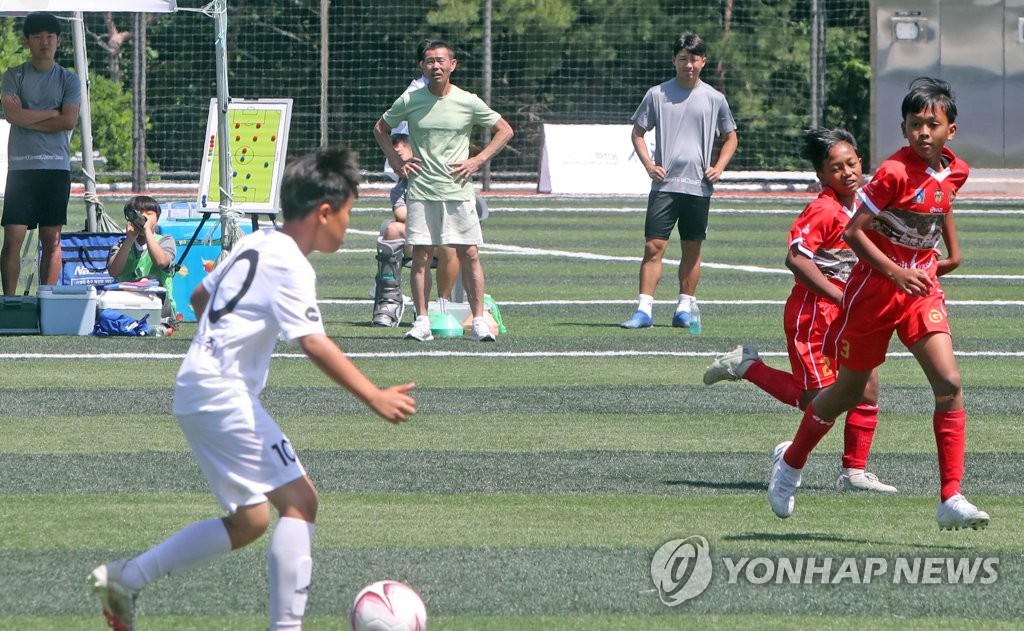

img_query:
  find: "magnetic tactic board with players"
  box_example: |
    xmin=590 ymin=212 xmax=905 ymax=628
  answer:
xmin=197 ymin=98 xmax=292 ymax=215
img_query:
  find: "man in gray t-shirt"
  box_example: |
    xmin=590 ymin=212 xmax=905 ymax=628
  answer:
xmin=0 ymin=12 xmax=80 ymax=295
xmin=621 ymin=32 xmax=738 ymax=331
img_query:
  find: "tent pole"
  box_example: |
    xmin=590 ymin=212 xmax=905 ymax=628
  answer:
xmin=72 ymin=12 xmax=99 ymax=232
xmin=213 ymin=0 xmax=235 ymax=246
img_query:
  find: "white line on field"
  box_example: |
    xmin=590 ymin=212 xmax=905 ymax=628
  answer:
xmin=341 ymin=232 xmax=1024 ymax=280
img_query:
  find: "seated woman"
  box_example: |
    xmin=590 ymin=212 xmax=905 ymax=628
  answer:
xmin=106 ymin=195 xmax=177 ymax=333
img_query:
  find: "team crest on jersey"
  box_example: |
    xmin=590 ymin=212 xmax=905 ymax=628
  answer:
xmin=913 ymin=189 xmax=925 ymax=203
xmin=934 ymin=190 xmax=943 ymax=203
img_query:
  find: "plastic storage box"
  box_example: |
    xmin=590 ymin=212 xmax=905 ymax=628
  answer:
xmin=38 ymin=285 xmax=98 ymax=335
xmin=0 ymin=296 xmax=40 ymax=335
xmin=97 ymin=290 xmax=163 ymax=324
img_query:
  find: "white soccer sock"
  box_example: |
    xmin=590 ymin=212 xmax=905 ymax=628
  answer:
xmin=676 ymin=293 xmax=694 ymax=314
xmin=268 ymin=516 xmax=315 ymax=630
xmin=120 ymin=518 xmax=231 ymax=592
xmin=637 ymin=294 xmax=655 ymax=316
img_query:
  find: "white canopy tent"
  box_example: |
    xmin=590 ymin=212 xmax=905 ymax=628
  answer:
xmin=0 ymin=0 xmax=237 ymax=237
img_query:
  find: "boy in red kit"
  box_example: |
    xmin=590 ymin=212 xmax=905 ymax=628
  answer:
xmin=704 ymin=128 xmax=895 ymax=494
xmin=768 ymin=78 xmax=989 ymax=531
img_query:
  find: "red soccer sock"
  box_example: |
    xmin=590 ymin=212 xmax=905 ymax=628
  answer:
xmin=934 ymin=408 xmax=966 ymax=501
xmin=743 ymin=360 xmax=803 ymax=408
xmin=841 ymin=404 xmax=879 ymax=470
xmin=784 ymin=402 xmax=835 ymax=469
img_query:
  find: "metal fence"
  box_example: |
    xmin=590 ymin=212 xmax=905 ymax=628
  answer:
xmin=11 ymin=1 xmax=872 ymax=188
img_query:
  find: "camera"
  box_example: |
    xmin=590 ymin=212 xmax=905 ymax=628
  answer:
xmin=124 ymin=202 xmax=148 ymax=231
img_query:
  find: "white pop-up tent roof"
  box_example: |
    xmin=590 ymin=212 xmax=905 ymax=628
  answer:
xmin=0 ymin=2 xmax=174 ymax=13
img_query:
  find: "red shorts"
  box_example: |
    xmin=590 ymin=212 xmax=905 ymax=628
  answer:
xmin=783 ymin=285 xmax=839 ymax=391
xmin=826 ymin=264 xmax=951 ymax=371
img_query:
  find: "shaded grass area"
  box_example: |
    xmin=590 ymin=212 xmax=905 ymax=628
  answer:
xmin=1 ymin=451 xmax=1021 ymax=497
xmin=1 ymin=543 xmax=1021 ymax=620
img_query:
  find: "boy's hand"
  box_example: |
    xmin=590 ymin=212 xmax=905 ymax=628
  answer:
xmin=368 ymin=382 xmax=417 ymax=424
xmin=890 ymin=267 xmax=933 ymax=296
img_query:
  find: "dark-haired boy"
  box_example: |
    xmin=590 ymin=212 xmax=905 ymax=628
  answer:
xmin=621 ymin=32 xmax=738 ymax=329
xmin=768 ymin=78 xmax=989 ymax=531
xmin=705 ymin=128 xmax=895 ymax=494
xmin=107 ymin=195 xmax=178 ymax=331
xmin=1 ymin=12 xmax=80 ymax=294
xmin=89 ymin=146 xmax=417 ymax=631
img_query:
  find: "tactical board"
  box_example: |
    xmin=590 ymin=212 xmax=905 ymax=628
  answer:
xmin=197 ymin=98 xmax=292 ymax=214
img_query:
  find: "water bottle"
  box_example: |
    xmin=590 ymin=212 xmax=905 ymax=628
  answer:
xmin=689 ymin=301 xmax=702 ymax=335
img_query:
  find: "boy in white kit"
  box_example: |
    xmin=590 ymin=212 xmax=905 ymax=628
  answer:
xmin=88 ymin=145 xmax=417 ymax=631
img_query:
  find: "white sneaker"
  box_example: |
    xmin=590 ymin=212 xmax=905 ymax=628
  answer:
xmin=768 ymin=440 xmax=801 ymax=518
xmin=469 ymin=316 xmax=496 ymax=342
xmin=703 ymin=343 xmax=760 ymax=385
xmin=835 ymin=467 xmax=898 ymax=493
xmin=404 ymin=316 xmax=433 ymax=341
xmin=89 ymin=559 xmax=137 ymax=631
xmin=936 ymin=493 xmax=990 ymax=531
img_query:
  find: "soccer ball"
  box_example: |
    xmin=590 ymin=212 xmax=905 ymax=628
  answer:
xmin=349 ymin=580 xmax=427 ymax=631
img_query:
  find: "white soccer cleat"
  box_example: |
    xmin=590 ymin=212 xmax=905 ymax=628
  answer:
xmin=404 ymin=316 xmax=433 ymax=341
xmin=89 ymin=559 xmax=138 ymax=631
xmin=936 ymin=493 xmax=990 ymax=531
xmin=835 ymin=468 xmax=898 ymax=494
xmin=469 ymin=316 xmax=496 ymax=342
xmin=703 ymin=342 xmax=760 ymax=385
xmin=768 ymin=440 xmax=801 ymax=518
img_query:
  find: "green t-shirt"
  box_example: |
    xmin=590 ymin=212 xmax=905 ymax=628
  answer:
xmin=382 ymin=84 xmax=501 ymax=202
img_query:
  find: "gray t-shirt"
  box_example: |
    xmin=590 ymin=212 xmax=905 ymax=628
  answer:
xmin=631 ymin=79 xmax=736 ymax=197
xmin=2 ymin=61 xmax=81 ymax=171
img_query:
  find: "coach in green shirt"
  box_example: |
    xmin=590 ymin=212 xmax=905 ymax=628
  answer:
xmin=373 ymin=38 xmax=513 ymax=343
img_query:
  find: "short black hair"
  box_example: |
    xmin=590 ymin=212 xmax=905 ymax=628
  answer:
xmin=391 ymin=133 xmax=410 ymax=146
xmin=800 ymin=127 xmax=858 ymax=172
xmin=673 ymin=33 xmax=706 ymax=57
xmin=418 ymin=39 xmax=455 ymax=62
xmin=23 ymin=13 xmax=61 ymax=37
xmin=125 ymin=195 xmax=161 ymax=216
xmin=901 ymin=77 xmax=957 ymax=123
xmin=279 ymin=145 xmax=361 ymax=222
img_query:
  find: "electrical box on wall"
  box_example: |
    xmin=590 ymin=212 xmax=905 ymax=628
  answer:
xmin=872 ymin=1 xmax=1023 ymax=168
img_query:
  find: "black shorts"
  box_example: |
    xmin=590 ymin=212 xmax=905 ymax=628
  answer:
xmin=2 ymin=169 xmax=72 ymax=229
xmin=644 ymin=191 xmax=710 ymax=241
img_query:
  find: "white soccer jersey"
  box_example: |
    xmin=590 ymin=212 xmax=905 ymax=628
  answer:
xmin=173 ymin=229 xmax=325 ymax=413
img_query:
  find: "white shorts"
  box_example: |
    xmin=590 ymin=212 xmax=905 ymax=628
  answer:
xmin=406 ymin=199 xmax=483 ymax=246
xmin=176 ymin=401 xmax=307 ymax=513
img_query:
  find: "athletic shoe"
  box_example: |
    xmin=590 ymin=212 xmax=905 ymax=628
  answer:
xmin=936 ymin=494 xmax=991 ymax=531
xmin=89 ymin=559 xmax=137 ymax=631
xmin=404 ymin=316 xmax=433 ymax=341
xmin=835 ymin=467 xmax=898 ymax=494
xmin=671 ymin=310 xmax=691 ymax=328
xmin=469 ymin=316 xmax=496 ymax=342
xmin=703 ymin=343 xmax=761 ymax=385
xmin=620 ymin=310 xmax=653 ymax=329
xmin=768 ymin=440 xmax=801 ymax=518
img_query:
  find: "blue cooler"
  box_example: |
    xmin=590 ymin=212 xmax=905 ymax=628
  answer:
xmin=161 ymin=217 xmax=255 ymax=321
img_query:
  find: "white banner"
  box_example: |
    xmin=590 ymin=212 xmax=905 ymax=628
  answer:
xmin=0 ymin=0 xmax=175 ymax=12
xmin=538 ymin=124 xmax=655 ymax=195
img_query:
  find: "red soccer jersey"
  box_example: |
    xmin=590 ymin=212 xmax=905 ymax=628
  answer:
xmin=855 ymin=146 xmax=969 ymax=273
xmin=788 ymin=187 xmax=858 ymax=294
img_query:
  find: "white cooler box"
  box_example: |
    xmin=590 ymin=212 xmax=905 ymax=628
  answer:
xmin=97 ymin=290 xmax=163 ymax=324
xmin=38 ymin=285 xmax=97 ymax=335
